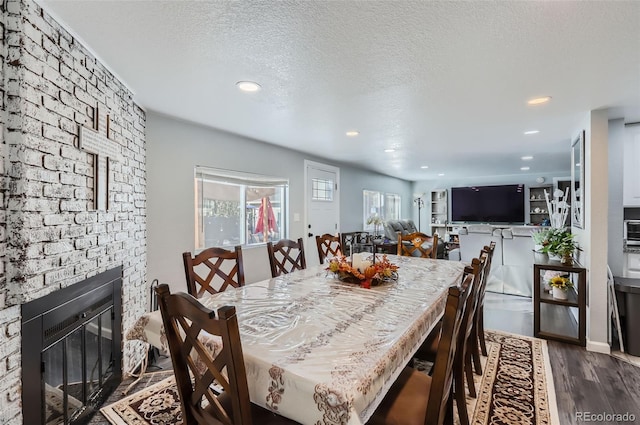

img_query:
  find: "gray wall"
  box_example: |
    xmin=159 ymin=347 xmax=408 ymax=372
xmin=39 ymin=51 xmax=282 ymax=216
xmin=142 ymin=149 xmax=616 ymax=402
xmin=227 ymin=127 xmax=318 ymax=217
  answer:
xmin=146 ymin=112 xmax=412 ymax=290
xmin=340 ymin=167 xmax=413 ymax=231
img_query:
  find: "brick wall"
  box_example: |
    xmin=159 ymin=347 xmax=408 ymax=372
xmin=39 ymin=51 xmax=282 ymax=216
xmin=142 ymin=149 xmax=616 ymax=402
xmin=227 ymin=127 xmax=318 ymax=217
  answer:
xmin=0 ymin=1 xmax=147 ymax=422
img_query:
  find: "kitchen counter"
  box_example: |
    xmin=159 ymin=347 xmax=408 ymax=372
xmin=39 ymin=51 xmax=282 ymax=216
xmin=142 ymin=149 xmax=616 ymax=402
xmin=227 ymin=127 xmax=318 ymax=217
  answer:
xmin=623 ymin=243 xmax=640 ymax=253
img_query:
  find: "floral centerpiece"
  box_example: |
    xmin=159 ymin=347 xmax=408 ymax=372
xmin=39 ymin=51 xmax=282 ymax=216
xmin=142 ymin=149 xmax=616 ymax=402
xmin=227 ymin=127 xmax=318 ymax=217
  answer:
xmin=326 ymin=255 xmax=399 ymax=289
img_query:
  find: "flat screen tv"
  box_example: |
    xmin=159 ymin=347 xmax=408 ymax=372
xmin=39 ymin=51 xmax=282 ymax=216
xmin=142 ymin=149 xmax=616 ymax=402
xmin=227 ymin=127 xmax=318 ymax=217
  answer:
xmin=451 ymin=184 xmax=525 ymax=223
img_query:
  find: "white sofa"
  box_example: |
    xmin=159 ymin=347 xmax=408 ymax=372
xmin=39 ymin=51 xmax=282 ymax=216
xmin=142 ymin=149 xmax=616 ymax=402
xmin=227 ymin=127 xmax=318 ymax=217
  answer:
xmin=458 ymin=225 xmax=504 ymax=293
xmin=501 ymin=227 xmax=536 ymax=297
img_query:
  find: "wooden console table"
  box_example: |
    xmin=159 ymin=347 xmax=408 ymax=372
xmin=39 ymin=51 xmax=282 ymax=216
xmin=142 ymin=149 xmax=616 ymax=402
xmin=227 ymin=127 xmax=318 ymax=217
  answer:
xmin=533 ymin=258 xmax=586 ymax=346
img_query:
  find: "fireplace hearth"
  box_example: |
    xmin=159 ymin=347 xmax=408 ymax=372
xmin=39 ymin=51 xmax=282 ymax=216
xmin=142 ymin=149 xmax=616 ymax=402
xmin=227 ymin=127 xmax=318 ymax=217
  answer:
xmin=21 ymin=267 xmax=123 ymax=425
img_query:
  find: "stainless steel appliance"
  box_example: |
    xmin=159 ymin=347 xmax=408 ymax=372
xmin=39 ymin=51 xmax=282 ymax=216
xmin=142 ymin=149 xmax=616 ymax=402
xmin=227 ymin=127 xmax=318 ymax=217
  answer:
xmin=624 ymin=220 xmax=640 ymax=246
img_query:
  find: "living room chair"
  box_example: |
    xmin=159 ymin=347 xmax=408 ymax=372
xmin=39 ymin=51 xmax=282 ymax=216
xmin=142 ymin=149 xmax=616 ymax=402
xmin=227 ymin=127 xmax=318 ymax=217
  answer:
xmin=315 ymin=234 xmax=342 ymax=264
xmin=183 ymin=246 xmax=245 ymax=298
xmin=266 ymin=238 xmax=307 ymax=278
xmin=368 ymin=275 xmax=472 ymax=425
xmin=155 ymin=284 xmax=297 ymax=425
xmin=397 ymin=232 xmax=439 ymax=259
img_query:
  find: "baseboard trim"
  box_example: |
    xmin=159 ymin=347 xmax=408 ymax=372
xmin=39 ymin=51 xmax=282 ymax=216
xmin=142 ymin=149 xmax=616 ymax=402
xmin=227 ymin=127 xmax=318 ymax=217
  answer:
xmin=586 ymin=340 xmax=610 ymax=354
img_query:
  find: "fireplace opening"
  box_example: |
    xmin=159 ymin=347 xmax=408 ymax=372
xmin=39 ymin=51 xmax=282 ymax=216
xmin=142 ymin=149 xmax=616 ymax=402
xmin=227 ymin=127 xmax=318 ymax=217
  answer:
xmin=22 ymin=267 xmax=123 ymax=425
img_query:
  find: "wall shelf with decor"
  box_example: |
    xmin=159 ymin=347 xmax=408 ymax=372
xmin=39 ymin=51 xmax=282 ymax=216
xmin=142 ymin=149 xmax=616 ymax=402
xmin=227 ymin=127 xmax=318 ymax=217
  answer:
xmin=533 ymin=257 xmax=586 ymax=346
xmin=528 ymin=185 xmax=552 ymax=225
xmin=430 ymin=190 xmax=448 ymax=234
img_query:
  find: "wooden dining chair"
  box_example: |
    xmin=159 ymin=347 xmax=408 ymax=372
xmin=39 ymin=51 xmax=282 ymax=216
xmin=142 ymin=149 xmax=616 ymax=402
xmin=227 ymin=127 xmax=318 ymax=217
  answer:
xmin=412 ymin=254 xmax=487 ymax=425
xmin=315 ymin=234 xmax=342 ymax=264
xmin=397 ymin=232 xmax=439 ymax=259
xmin=368 ymin=275 xmax=472 ymax=425
xmin=266 ymin=238 xmax=307 ymax=278
xmin=155 ymin=284 xmax=297 ymax=425
xmin=475 ymin=242 xmax=497 ymax=358
xmin=340 ymin=231 xmax=370 ymax=256
xmin=183 ymin=246 xmax=245 ymax=298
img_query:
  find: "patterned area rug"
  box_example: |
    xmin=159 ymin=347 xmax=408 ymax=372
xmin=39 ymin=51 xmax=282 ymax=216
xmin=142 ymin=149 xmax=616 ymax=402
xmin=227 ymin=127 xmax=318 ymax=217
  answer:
xmin=99 ymin=330 xmax=559 ymax=425
xmin=473 ymin=330 xmax=559 ymax=425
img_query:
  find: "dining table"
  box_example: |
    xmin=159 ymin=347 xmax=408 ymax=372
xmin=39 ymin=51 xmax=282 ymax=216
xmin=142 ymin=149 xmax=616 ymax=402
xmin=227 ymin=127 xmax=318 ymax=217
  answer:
xmin=126 ymin=255 xmax=466 ymax=425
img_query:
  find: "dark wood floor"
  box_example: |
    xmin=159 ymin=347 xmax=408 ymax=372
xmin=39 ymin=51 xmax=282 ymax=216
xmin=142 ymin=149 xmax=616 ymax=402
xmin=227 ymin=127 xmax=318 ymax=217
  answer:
xmin=485 ymin=292 xmax=640 ymax=424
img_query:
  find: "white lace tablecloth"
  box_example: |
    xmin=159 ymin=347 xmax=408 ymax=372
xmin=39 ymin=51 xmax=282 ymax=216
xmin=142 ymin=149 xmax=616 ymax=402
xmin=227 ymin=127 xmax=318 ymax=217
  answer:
xmin=128 ymin=256 xmax=465 ymax=425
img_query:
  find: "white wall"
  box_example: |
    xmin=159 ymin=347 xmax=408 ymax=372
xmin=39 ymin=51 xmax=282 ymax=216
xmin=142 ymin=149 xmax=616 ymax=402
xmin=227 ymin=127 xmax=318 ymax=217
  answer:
xmin=608 ymin=119 xmax=625 ymax=276
xmin=146 ymin=112 xmax=412 ymax=291
xmin=573 ymin=110 xmax=610 ymax=353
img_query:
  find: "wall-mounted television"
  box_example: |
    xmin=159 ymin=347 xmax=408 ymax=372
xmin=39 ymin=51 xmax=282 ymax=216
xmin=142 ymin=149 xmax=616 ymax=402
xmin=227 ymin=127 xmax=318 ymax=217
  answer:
xmin=451 ymin=184 xmax=525 ymax=223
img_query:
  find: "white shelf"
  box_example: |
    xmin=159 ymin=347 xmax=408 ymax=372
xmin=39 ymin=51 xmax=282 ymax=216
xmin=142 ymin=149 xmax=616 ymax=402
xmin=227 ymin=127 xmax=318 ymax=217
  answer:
xmin=430 ymin=190 xmax=448 ymax=234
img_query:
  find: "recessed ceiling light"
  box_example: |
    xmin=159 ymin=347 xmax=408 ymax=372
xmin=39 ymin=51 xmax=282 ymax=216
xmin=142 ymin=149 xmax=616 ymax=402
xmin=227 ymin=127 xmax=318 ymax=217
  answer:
xmin=524 ymin=130 xmax=540 ymax=135
xmin=527 ymin=96 xmax=551 ymax=105
xmin=520 ymin=166 xmax=530 ymax=171
xmin=438 ymin=173 xmax=445 ymax=177
xmin=521 ymin=156 xmax=534 ymax=160
xmin=384 ymin=148 xmax=396 ymax=153
xmin=420 ymin=165 xmax=429 ymax=169
xmin=236 ymin=81 xmax=261 ymax=92
xmin=345 ymin=130 xmax=359 ymax=137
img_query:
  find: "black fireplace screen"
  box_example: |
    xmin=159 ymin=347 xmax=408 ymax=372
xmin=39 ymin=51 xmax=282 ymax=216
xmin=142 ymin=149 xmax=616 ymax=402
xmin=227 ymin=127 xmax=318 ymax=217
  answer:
xmin=22 ymin=267 xmax=122 ymax=425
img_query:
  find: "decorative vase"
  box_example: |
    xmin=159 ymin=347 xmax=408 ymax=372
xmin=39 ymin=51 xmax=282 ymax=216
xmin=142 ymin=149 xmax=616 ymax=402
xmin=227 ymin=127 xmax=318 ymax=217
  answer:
xmin=552 ymin=287 xmax=568 ymax=300
xmin=548 ymin=253 xmax=561 ymax=261
xmin=561 ymin=253 xmax=573 ymax=266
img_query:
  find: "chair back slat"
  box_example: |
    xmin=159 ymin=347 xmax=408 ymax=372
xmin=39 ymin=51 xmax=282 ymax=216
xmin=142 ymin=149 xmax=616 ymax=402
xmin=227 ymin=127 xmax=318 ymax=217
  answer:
xmin=397 ymin=232 xmax=438 ymax=259
xmin=426 ymin=274 xmax=472 ymax=425
xmin=476 ymin=242 xmax=496 ymax=319
xmin=461 ymin=255 xmax=487 ymax=342
xmin=156 ymin=284 xmax=253 ymax=425
xmin=267 ymin=238 xmax=307 ymax=278
xmin=340 ymin=232 xmax=370 ymax=256
xmin=316 ymin=234 xmax=342 ymax=264
xmin=183 ymin=246 xmax=245 ymax=298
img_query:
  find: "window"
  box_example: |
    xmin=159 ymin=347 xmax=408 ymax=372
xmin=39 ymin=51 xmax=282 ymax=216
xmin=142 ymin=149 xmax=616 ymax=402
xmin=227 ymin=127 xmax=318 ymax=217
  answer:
xmin=312 ymin=178 xmax=334 ymax=201
xmin=195 ymin=167 xmax=288 ymax=249
xmin=363 ymin=190 xmax=401 ymax=232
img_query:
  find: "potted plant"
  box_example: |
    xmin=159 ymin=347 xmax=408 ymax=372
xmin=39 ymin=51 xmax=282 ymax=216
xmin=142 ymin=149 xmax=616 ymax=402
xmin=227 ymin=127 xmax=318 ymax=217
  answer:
xmin=531 ymin=228 xmax=551 ymax=252
xmin=554 ymin=232 xmax=579 ymax=265
xmin=548 ymin=275 xmax=573 ymax=300
xmin=538 ymin=228 xmax=578 ymax=263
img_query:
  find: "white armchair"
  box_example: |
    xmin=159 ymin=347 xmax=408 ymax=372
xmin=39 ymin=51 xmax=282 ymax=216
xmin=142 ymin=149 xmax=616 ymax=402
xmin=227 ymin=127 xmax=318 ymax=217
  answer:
xmin=458 ymin=225 xmax=503 ymax=293
xmin=501 ymin=227 xmax=535 ymax=297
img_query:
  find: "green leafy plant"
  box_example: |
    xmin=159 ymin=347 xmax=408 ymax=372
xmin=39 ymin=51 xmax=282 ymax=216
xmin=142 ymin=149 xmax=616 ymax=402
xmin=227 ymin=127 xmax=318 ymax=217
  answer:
xmin=531 ymin=228 xmax=550 ymax=245
xmin=537 ymin=228 xmax=578 ymax=256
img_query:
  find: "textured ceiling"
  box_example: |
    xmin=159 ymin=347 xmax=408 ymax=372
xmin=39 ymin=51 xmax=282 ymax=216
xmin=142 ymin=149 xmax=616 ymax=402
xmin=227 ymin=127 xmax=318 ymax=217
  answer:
xmin=38 ymin=0 xmax=640 ymax=181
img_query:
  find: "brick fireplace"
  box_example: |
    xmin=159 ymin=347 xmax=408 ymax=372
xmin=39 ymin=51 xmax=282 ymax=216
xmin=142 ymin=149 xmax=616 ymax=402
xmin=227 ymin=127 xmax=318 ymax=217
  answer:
xmin=22 ymin=267 xmax=122 ymax=424
xmin=0 ymin=1 xmax=147 ymax=423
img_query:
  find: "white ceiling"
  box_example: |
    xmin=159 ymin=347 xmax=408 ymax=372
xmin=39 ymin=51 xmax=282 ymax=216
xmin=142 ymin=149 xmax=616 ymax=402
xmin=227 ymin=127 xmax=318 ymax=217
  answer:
xmin=38 ymin=0 xmax=640 ymax=181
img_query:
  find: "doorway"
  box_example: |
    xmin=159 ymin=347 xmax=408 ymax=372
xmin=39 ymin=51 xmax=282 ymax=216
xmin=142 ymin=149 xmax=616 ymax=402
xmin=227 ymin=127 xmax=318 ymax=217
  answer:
xmin=305 ymin=160 xmax=340 ymax=266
